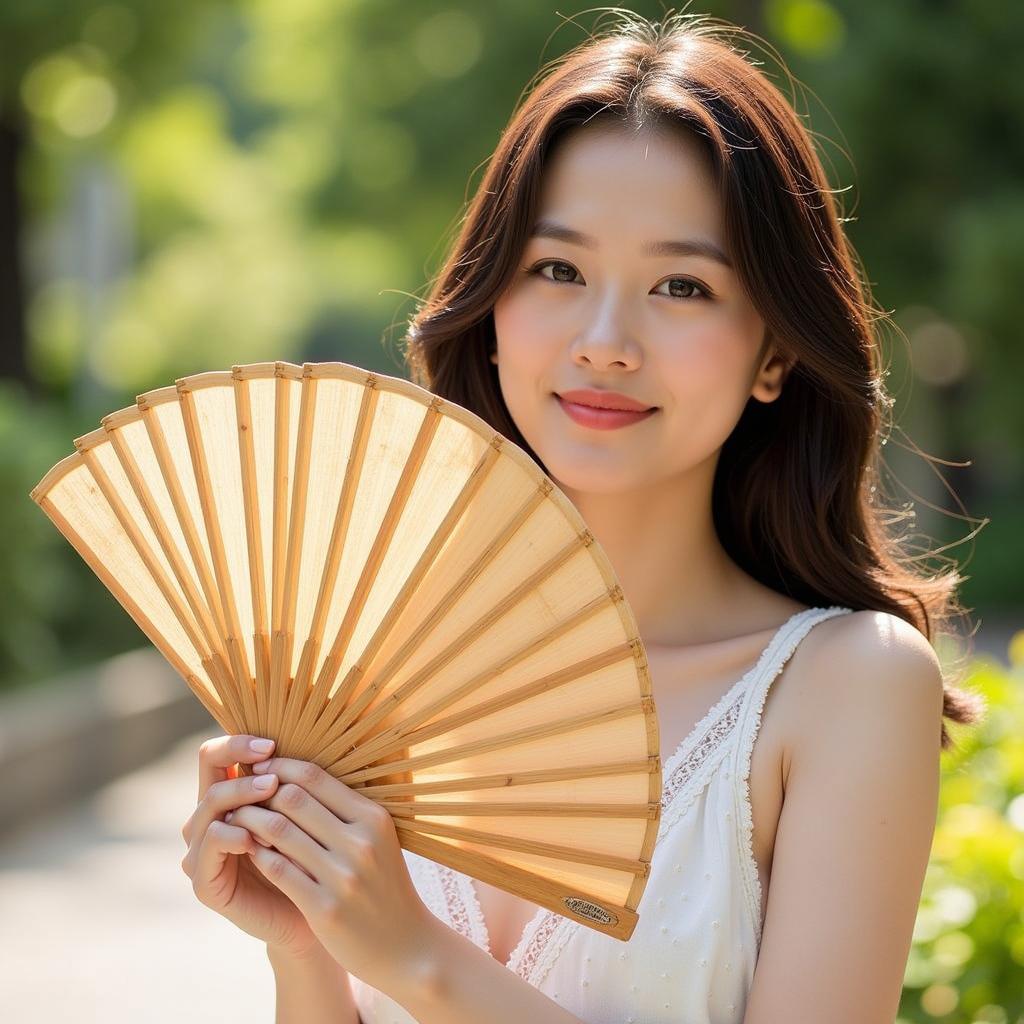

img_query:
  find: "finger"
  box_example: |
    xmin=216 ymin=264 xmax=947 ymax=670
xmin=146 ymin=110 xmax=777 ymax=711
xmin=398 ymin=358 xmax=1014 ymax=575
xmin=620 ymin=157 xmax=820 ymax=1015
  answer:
xmin=231 ymin=805 xmax=330 ymax=883
xmin=185 ymin=819 xmax=256 ymax=892
xmin=250 ymin=757 xmax=374 ymax=827
xmin=246 ymin=844 xmax=321 ymax=915
xmin=227 ymin=810 xmax=273 ymax=847
xmin=254 ymin=779 xmax=350 ymax=852
xmin=197 ymin=734 xmax=277 ymax=806
xmin=182 ymin=771 xmax=280 ymax=849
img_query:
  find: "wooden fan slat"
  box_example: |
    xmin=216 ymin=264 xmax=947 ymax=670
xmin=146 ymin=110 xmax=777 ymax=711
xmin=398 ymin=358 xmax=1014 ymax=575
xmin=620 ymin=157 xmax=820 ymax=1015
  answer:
xmin=278 ymin=376 xmax=376 ymax=750
xmin=104 ymin=422 xmax=231 ymax=680
xmin=336 ymin=695 xmax=653 ymax=782
xmin=288 ymin=376 xmax=391 ymax=753
xmin=393 ymin=816 xmax=649 ymax=876
xmin=289 ymin=389 xmax=446 ymax=760
xmin=319 ymin=504 xmax=578 ymax=764
xmin=73 ymin=443 xmax=211 ymax=669
xmin=382 ymin=801 xmax=659 ymax=818
xmin=334 ymin=634 xmax=632 ymax=773
xmin=309 ymin=478 xmax=551 ymax=757
xmin=398 ymin=830 xmax=639 ymax=940
xmin=136 ymin=392 xmax=232 ymax=657
xmin=33 ymin=465 xmax=234 ymax=732
xmin=274 ymin=367 xmax=319 ymax=702
xmin=329 ymin=586 xmax=612 ymax=768
xmin=177 ymin=378 xmax=257 ymax=727
xmin=300 ymin=438 xmax=504 ymax=754
xmin=353 ymin=756 xmax=659 ymax=798
xmin=232 ymin=372 xmax=270 ymax=643
xmin=77 ymin=433 xmax=248 ymax=732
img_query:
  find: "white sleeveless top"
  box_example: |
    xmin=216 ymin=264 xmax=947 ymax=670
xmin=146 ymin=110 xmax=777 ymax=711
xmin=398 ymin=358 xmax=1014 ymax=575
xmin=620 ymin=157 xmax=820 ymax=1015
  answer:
xmin=351 ymin=605 xmax=854 ymax=1024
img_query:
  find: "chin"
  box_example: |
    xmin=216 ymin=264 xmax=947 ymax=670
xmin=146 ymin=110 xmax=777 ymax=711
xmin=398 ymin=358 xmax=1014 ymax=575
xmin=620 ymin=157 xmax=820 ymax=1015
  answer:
xmin=535 ymin=447 xmax=653 ymax=497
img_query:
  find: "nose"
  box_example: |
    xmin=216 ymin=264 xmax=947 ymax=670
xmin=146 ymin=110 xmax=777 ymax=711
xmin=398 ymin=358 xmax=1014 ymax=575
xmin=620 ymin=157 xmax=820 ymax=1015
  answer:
xmin=570 ymin=301 xmax=642 ymax=370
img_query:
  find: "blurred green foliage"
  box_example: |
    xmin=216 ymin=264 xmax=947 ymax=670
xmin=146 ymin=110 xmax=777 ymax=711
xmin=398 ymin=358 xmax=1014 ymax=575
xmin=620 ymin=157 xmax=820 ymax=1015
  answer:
xmin=3 ymin=0 xmax=1015 ymax=692
xmin=1 ymin=1 xmax=1018 ymax=1012
xmin=897 ymin=637 xmax=1024 ymax=1024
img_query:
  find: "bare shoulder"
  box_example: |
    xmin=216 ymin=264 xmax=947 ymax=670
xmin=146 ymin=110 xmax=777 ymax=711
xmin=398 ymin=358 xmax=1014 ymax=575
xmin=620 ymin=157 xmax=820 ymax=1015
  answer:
xmin=777 ymin=608 xmax=945 ymax=777
xmin=742 ymin=608 xmax=946 ymax=1022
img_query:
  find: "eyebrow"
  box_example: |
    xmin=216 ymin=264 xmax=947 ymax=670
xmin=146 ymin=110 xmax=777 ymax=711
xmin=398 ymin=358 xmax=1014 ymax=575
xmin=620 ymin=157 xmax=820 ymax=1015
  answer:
xmin=529 ymin=218 xmax=733 ymax=269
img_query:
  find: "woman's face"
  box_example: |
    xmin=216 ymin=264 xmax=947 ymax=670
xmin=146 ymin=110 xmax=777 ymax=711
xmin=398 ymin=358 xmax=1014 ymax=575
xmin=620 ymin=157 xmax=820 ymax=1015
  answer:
xmin=491 ymin=121 xmax=790 ymax=495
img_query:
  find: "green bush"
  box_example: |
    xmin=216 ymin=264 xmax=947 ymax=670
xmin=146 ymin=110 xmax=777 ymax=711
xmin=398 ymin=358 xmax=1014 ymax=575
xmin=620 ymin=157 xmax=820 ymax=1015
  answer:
xmin=899 ymin=637 xmax=1024 ymax=1022
xmin=0 ymin=382 xmax=144 ymax=693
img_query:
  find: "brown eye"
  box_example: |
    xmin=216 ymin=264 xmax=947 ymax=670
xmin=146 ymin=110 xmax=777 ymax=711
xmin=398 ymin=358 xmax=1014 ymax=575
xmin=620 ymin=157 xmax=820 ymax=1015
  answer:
xmin=530 ymin=260 xmax=580 ymax=284
xmin=654 ymin=277 xmax=710 ymax=301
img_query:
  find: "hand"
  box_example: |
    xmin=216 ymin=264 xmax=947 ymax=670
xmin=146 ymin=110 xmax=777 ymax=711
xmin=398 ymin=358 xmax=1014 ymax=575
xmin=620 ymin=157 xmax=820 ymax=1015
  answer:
xmin=227 ymin=754 xmax=437 ymax=993
xmin=180 ymin=734 xmax=326 ymax=961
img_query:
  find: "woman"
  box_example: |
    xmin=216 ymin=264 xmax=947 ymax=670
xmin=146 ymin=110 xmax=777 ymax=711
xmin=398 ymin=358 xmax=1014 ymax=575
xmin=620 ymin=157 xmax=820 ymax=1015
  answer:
xmin=179 ymin=10 xmax=984 ymax=1023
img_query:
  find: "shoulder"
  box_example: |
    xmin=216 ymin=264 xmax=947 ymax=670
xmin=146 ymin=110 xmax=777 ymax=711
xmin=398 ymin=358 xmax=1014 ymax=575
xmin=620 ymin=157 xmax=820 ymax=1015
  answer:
xmin=781 ymin=608 xmax=945 ymax=773
xmin=742 ymin=609 xmax=945 ymax=1021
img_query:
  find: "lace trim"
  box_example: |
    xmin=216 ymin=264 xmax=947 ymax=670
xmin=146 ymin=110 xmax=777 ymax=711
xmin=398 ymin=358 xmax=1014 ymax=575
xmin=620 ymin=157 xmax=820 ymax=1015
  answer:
xmin=657 ymin=695 xmax=742 ymax=843
xmin=436 ymin=866 xmax=483 ymax=951
xmin=733 ymin=606 xmax=853 ymax=953
xmin=513 ymin=678 xmax=748 ymax=989
xmin=511 ymin=911 xmax=564 ymax=981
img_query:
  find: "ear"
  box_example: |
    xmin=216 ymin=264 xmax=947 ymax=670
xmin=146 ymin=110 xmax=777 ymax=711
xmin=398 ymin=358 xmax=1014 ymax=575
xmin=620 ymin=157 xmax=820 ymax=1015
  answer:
xmin=489 ymin=350 xmax=499 ymax=365
xmin=750 ymin=337 xmax=795 ymax=404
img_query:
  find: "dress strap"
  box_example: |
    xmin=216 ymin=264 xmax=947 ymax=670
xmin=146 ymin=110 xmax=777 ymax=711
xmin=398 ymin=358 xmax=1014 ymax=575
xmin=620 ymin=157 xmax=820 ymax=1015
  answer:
xmin=730 ymin=604 xmax=854 ymax=946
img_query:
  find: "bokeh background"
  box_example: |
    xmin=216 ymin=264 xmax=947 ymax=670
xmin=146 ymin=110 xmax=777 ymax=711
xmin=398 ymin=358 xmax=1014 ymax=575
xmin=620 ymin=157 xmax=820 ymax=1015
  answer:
xmin=0 ymin=2 xmax=1021 ymax=1022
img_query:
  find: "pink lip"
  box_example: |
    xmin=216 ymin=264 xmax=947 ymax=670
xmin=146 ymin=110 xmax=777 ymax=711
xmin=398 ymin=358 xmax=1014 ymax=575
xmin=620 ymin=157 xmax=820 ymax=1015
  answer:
xmin=555 ymin=395 xmax=657 ymax=430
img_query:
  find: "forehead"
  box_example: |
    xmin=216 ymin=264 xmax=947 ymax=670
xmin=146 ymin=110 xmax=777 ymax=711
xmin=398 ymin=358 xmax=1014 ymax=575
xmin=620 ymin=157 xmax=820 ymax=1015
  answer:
xmin=534 ymin=122 xmax=723 ymax=242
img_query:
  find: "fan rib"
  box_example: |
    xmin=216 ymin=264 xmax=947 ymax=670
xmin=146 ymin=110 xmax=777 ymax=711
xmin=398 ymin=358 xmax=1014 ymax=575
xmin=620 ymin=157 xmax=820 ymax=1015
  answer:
xmin=71 ymin=438 xmax=210 ymax=667
xmin=267 ymin=364 xmax=302 ymax=735
xmin=176 ymin=377 xmax=257 ymax=726
xmin=323 ymin=522 xmax=590 ymax=766
xmin=382 ymin=800 xmax=659 ymax=819
xmin=396 ymin=831 xmax=640 ymax=939
xmin=289 ymin=391 xmax=445 ymax=760
xmin=136 ymin=391 xmax=231 ymax=648
xmin=280 ymin=374 xmax=377 ymax=751
xmin=231 ymin=369 xmax=272 ymax=737
xmin=274 ymin=368 xmax=319 ymax=716
xmin=103 ymin=420 xmax=236 ymax=712
xmin=333 ymin=634 xmax=633 ymax=774
xmin=300 ymin=438 xmax=504 ymax=754
xmin=337 ymin=695 xmax=654 ymax=783
xmin=392 ymin=816 xmax=649 ymax=875
xmin=34 ymin=482 xmax=233 ymax=731
xmin=72 ymin=430 xmax=249 ymax=733
xmin=353 ymin=756 xmax=659 ymax=798
xmin=307 ymin=478 xmax=550 ymax=757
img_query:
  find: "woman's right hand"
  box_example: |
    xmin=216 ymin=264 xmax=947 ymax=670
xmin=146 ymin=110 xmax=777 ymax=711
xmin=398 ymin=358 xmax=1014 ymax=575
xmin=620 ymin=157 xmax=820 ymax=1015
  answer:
xmin=180 ymin=734 xmax=326 ymax=961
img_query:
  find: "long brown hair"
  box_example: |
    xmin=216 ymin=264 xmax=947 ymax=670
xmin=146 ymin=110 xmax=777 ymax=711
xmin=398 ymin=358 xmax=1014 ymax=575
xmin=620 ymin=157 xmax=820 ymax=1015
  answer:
xmin=399 ymin=9 xmax=985 ymax=751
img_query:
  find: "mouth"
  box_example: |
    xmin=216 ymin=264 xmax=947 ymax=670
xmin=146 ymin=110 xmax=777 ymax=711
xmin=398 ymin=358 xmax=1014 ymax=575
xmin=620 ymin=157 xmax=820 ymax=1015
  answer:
xmin=553 ymin=393 xmax=658 ymax=430
xmin=553 ymin=392 xmax=658 ymax=412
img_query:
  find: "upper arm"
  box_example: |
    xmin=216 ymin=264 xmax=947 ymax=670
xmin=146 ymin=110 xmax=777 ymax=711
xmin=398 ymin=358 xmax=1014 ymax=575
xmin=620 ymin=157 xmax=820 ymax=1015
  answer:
xmin=742 ymin=611 xmax=945 ymax=1024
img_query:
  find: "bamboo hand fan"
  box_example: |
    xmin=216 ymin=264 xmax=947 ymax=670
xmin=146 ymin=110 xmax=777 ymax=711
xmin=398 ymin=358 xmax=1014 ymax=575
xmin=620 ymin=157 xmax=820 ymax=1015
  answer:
xmin=29 ymin=360 xmax=661 ymax=940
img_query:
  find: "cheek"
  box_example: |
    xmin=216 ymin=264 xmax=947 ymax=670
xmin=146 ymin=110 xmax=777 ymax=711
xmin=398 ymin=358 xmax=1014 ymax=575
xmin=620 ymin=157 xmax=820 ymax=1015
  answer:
xmin=493 ymin=287 xmax=551 ymax=359
xmin=656 ymin=314 xmax=759 ymax=438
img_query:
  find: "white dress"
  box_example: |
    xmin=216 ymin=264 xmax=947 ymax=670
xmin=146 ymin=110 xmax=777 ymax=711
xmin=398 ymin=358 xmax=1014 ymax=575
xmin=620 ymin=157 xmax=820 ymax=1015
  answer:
xmin=350 ymin=605 xmax=854 ymax=1024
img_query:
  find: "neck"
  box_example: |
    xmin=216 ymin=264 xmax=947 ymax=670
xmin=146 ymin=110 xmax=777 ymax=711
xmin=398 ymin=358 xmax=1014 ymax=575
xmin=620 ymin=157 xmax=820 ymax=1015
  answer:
xmin=553 ymin=454 xmax=747 ymax=648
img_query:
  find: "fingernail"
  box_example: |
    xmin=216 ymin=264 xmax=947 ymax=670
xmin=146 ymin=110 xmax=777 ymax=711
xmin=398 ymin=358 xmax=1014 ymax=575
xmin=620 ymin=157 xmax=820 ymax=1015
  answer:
xmin=250 ymin=738 xmax=275 ymax=753
xmin=252 ymin=760 xmax=272 ymax=773
xmin=253 ymin=774 xmax=277 ymax=790
xmin=225 ymin=811 xmax=234 ymax=823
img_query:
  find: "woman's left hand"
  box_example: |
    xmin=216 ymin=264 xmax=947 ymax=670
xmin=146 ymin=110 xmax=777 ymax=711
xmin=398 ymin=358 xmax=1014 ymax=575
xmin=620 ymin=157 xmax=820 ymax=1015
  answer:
xmin=227 ymin=755 xmax=437 ymax=992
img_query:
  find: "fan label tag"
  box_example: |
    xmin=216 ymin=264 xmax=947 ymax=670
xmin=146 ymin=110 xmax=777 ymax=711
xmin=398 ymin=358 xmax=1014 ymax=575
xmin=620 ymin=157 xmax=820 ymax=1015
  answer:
xmin=562 ymin=896 xmax=618 ymax=926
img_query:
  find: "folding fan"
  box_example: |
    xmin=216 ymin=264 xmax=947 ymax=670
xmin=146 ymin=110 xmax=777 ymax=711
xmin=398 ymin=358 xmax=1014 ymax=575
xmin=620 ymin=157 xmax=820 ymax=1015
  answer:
xmin=29 ymin=360 xmax=661 ymax=940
